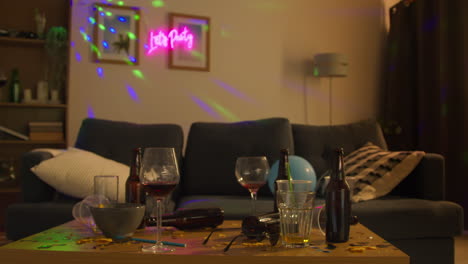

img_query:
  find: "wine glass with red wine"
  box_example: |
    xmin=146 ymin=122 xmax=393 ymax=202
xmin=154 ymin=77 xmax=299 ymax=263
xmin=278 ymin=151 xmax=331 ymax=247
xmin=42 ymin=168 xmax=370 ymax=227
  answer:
xmin=235 ymin=156 xmax=269 ymax=216
xmin=139 ymin=147 xmax=180 ymax=253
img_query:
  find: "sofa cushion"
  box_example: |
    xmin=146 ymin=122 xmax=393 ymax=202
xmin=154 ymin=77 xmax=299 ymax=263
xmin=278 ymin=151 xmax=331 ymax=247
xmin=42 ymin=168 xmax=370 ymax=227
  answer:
xmin=6 ymin=202 xmax=75 ymax=240
xmin=74 ymin=118 xmax=184 ymax=167
xmin=292 ymin=119 xmax=388 ymax=177
xmin=177 ymin=195 xmax=274 ymax=219
xmin=31 ymin=148 xmax=129 ymax=202
xmin=345 ymin=143 xmax=425 ymax=202
xmin=353 ymin=197 xmax=464 ymax=240
xmin=182 ymin=118 xmax=294 ymax=197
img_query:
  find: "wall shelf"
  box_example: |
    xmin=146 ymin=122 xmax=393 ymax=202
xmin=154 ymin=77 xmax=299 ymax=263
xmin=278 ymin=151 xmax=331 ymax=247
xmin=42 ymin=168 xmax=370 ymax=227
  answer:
xmin=0 ymin=140 xmax=65 ymax=145
xmin=0 ymin=37 xmax=45 ymax=46
xmin=0 ymin=102 xmax=67 ymax=108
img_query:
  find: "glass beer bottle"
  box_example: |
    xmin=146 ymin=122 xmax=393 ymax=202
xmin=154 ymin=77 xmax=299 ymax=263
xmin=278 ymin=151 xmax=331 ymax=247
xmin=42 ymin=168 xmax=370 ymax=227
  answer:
xmin=125 ymin=147 xmax=146 ymax=228
xmin=325 ymin=148 xmax=351 ymax=243
xmin=273 ymin=148 xmax=291 ymax=212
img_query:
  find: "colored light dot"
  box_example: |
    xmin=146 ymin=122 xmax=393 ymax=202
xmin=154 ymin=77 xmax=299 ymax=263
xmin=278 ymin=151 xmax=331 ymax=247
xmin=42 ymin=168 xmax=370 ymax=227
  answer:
xmin=75 ymin=52 xmax=82 ymax=62
xmin=102 ymin=41 xmax=109 ymax=49
xmin=129 ymin=56 xmax=136 ymax=63
xmin=109 ymin=27 xmax=116 ymax=33
xmin=144 ymin=44 xmax=149 ymax=50
xmin=97 ymin=6 xmax=103 ymax=11
xmin=134 ymin=14 xmax=140 ymax=20
xmin=118 ymin=16 xmax=127 ymax=22
xmin=88 ymin=17 xmax=96 ymax=24
xmin=99 ymin=24 xmax=106 ymax=30
xmin=202 ymin=25 xmax=209 ymax=31
xmin=106 ymin=11 xmax=112 ymax=16
xmin=127 ymin=32 xmax=136 ymax=40
xmin=117 ymin=1 xmax=124 ymax=6
xmin=87 ymin=105 xmax=95 ymax=118
xmin=96 ymin=67 xmax=104 ymax=78
xmin=152 ymin=0 xmax=165 ymax=7
xmin=85 ymin=35 xmax=91 ymax=42
xmin=100 ymin=12 xmax=105 ymax=17
xmin=132 ymin=70 xmax=144 ymax=79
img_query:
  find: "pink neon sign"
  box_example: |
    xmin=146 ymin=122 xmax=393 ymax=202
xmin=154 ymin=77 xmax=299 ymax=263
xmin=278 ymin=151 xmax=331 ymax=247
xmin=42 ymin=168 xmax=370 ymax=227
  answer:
xmin=147 ymin=27 xmax=194 ymax=55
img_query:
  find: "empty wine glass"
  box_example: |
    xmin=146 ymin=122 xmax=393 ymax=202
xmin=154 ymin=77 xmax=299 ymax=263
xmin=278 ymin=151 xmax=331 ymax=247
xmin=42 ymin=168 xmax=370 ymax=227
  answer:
xmin=139 ymin=147 xmax=180 ymax=253
xmin=235 ymin=156 xmax=269 ymax=215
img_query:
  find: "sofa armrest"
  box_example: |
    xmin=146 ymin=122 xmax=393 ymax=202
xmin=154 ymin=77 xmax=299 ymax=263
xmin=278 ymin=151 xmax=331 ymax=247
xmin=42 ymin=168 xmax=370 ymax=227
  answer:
xmin=390 ymin=153 xmax=445 ymax=200
xmin=20 ymin=151 xmax=56 ymax=202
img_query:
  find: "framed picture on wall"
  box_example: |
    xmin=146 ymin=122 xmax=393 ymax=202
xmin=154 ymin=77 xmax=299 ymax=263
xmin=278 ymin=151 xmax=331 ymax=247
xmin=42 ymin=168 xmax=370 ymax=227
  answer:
xmin=93 ymin=4 xmax=140 ymax=65
xmin=168 ymin=13 xmax=210 ymax=71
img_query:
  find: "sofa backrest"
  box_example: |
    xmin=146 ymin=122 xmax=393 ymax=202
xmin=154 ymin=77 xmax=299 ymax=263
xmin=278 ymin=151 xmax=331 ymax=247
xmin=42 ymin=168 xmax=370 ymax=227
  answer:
xmin=74 ymin=118 xmax=184 ymax=167
xmin=292 ymin=119 xmax=388 ymax=177
xmin=182 ymin=118 xmax=294 ymax=197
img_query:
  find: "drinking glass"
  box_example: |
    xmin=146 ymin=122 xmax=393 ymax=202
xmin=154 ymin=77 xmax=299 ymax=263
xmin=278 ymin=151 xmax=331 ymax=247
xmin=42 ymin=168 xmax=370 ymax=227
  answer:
xmin=276 ymin=180 xmax=315 ymax=248
xmin=235 ymin=156 xmax=269 ymax=215
xmin=139 ymin=147 xmax=180 ymax=253
xmin=94 ymin=175 xmax=119 ymax=203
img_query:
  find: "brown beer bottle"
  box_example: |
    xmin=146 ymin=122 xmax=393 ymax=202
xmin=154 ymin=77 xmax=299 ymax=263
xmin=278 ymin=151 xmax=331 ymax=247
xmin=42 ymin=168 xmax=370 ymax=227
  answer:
xmin=273 ymin=148 xmax=291 ymax=212
xmin=125 ymin=147 xmax=146 ymax=228
xmin=325 ymin=148 xmax=351 ymax=243
xmin=146 ymin=208 xmax=225 ymax=230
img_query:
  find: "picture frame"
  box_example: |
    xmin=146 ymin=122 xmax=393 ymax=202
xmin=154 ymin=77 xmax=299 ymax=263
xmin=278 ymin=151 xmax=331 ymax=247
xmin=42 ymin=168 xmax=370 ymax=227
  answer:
xmin=168 ymin=13 xmax=210 ymax=71
xmin=93 ymin=4 xmax=140 ymax=65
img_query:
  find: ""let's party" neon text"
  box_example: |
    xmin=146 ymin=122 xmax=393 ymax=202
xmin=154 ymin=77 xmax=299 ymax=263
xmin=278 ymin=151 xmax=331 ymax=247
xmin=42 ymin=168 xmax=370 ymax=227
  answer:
xmin=147 ymin=27 xmax=194 ymax=55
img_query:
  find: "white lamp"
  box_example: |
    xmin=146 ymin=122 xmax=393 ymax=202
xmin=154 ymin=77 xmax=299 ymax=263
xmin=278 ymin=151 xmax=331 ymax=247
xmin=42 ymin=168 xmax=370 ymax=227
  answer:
xmin=313 ymin=53 xmax=348 ymax=125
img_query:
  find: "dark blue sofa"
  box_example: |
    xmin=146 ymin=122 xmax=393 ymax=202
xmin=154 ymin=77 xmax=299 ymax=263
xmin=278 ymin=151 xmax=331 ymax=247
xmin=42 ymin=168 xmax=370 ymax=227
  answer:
xmin=5 ymin=117 xmax=463 ymax=264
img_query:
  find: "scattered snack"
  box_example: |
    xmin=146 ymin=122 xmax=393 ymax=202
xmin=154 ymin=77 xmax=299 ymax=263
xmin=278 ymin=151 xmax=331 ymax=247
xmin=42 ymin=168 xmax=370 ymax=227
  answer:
xmin=348 ymin=246 xmax=366 ymax=253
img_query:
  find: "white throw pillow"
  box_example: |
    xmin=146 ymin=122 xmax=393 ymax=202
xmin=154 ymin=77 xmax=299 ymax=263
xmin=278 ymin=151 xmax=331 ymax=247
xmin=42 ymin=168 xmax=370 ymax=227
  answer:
xmin=31 ymin=147 xmax=129 ymax=202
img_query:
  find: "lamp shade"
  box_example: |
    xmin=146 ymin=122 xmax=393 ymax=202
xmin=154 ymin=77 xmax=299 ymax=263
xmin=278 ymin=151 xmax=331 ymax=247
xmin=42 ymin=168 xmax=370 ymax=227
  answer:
xmin=313 ymin=53 xmax=348 ymax=77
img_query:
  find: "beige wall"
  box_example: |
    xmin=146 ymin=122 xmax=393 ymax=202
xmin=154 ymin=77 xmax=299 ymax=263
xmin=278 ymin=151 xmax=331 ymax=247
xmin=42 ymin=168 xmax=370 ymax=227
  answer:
xmin=68 ymin=0 xmax=387 ymax=145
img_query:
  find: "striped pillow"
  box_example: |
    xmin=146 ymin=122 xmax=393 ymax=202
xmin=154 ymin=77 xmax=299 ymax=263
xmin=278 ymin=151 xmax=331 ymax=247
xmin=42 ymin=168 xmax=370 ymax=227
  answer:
xmin=345 ymin=142 xmax=425 ymax=202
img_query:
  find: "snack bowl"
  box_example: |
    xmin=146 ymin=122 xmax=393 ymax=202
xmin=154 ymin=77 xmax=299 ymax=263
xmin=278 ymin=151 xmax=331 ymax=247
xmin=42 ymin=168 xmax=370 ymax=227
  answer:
xmin=89 ymin=203 xmax=145 ymax=239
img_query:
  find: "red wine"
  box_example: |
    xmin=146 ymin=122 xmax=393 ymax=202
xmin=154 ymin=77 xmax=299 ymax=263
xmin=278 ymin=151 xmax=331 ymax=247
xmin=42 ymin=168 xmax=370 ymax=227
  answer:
xmin=240 ymin=181 xmax=266 ymax=193
xmin=325 ymin=148 xmax=351 ymax=243
xmin=144 ymin=182 xmax=177 ymax=197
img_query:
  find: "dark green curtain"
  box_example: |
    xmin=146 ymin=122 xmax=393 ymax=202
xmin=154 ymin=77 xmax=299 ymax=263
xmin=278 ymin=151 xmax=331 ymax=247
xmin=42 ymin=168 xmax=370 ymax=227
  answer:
xmin=381 ymin=0 xmax=467 ymax=228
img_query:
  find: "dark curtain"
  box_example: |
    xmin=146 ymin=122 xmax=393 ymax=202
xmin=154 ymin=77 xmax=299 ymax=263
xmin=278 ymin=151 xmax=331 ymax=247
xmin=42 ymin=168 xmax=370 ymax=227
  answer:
xmin=381 ymin=0 xmax=467 ymax=228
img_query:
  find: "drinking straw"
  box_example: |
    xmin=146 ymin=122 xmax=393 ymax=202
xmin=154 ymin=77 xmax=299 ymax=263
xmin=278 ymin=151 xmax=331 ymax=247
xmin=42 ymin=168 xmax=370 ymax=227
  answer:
xmin=115 ymin=236 xmax=186 ymax=247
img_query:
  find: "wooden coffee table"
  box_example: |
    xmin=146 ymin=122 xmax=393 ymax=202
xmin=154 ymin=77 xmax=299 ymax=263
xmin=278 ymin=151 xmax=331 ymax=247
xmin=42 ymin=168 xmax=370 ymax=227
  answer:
xmin=0 ymin=220 xmax=408 ymax=264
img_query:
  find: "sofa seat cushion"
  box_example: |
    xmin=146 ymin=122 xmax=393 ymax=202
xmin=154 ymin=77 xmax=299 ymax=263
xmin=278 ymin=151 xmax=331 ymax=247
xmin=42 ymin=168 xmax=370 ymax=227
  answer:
xmin=352 ymin=197 xmax=464 ymax=240
xmin=182 ymin=118 xmax=294 ymax=197
xmin=6 ymin=202 xmax=75 ymax=240
xmin=177 ymin=195 xmax=274 ymax=219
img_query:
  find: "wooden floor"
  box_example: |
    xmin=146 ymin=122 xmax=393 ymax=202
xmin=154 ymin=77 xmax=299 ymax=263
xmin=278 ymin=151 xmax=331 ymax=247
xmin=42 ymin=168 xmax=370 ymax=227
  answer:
xmin=1 ymin=231 xmax=467 ymax=263
xmin=456 ymin=231 xmax=468 ymax=264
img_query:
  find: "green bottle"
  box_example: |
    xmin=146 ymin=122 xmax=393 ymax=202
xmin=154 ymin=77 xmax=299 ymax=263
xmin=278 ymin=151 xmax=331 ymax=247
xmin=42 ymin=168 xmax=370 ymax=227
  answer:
xmin=9 ymin=68 xmax=20 ymax=103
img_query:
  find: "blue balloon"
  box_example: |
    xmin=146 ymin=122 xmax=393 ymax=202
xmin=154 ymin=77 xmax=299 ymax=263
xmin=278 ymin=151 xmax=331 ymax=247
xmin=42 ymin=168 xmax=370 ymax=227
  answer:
xmin=267 ymin=155 xmax=317 ymax=193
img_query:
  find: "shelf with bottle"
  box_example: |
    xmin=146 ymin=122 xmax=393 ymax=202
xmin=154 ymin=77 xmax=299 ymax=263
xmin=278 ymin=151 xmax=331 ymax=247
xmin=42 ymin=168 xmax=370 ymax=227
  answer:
xmin=0 ymin=140 xmax=65 ymax=145
xmin=0 ymin=37 xmax=45 ymax=47
xmin=0 ymin=102 xmax=67 ymax=108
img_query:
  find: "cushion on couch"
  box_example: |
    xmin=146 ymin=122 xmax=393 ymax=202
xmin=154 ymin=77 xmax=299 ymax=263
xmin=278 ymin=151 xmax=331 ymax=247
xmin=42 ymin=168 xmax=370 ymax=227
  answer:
xmin=75 ymin=118 xmax=184 ymax=167
xmin=31 ymin=148 xmax=130 ymax=202
xmin=181 ymin=117 xmax=294 ymax=198
xmin=345 ymin=142 xmax=425 ymax=202
xmin=292 ymin=119 xmax=388 ymax=177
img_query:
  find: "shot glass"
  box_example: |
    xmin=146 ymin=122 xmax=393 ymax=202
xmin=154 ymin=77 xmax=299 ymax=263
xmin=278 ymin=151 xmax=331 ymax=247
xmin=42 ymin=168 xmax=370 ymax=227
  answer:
xmin=276 ymin=180 xmax=315 ymax=248
xmin=94 ymin=175 xmax=119 ymax=203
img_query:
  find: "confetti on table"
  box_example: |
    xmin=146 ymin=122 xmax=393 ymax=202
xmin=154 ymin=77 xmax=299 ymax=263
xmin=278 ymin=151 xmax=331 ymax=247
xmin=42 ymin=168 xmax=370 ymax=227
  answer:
xmin=348 ymin=246 xmax=366 ymax=253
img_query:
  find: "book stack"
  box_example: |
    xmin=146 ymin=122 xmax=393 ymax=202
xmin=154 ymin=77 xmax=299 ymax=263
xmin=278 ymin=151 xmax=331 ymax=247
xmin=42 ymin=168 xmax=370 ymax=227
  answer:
xmin=29 ymin=122 xmax=64 ymax=141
